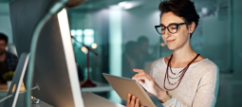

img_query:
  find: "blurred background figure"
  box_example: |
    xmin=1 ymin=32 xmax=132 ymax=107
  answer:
xmin=122 ymin=41 xmax=139 ymax=78
xmin=0 ymin=33 xmax=18 ymax=83
xmin=76 ymin=63 xmax=84 ymax=81
xmin=135 ymin=36 xmax=154 ymax=69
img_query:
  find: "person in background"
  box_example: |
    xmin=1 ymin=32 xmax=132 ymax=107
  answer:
xmin=122 ymin=41 xmax=139 ymax=78
xmin=135 ymin=36 xmax=154 ymax=69
xmin=0 ymin=33 xmax=18 ymax=83
xmin=127 ymin=0 xmax=219 ymax=107
xmin=77 ymin=64 xmax=84 ymax=81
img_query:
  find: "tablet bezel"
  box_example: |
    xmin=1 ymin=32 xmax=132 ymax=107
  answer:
xmin=103 ymin=73 xmax=156 ymax=107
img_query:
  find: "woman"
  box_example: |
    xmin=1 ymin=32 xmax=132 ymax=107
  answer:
xmin=126 ymin=0 xmax=219 ymax=107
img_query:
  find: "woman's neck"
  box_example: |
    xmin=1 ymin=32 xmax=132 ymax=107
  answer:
xmin=171 ymin=41 xmax=197 ymax=65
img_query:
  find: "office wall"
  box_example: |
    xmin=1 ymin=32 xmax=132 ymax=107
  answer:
xmin=233 ymin=0 xmax=242 ymax=76
xmin=122 ymin=9 xmax=160 ymax=45
xmin=201 ymin=16 xmax=230 ymax=71
xmin=69 ymin=9 xmax=110 ymax=81
xmin=216 ymin=0 xmax=242 ymax=106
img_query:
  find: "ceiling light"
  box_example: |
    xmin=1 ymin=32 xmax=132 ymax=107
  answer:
xmin=84 ymin=29 xmax=94 ymax=36
xmin=71 ymin=30 xmax=76 ymax=36
xmin=81 ymin=46 xmax=88 ymax=54
xmin=118 ymin=1 xmax=133 ymax=10
xmin=76 ymin=29 xmax=83 ymax=36
xmin=124 ymin=4 xmax=132 ymax=9
xmin=91 ymin=43 xmax=98 ymax=49
xmin=118 ymin=1 xmax=127 ymax=7
xmin=202 ymin=7 xmax=208 ymax=15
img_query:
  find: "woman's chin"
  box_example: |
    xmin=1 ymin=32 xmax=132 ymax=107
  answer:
xmin=167 ymin=45 xmax=177 ymax=51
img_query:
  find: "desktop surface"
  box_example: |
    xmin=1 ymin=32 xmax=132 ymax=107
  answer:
xmin=0 ymin=92 xmax=125 ymax=107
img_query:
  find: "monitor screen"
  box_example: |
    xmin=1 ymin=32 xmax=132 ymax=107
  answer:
xmin=9 ymin=0 xmax=84 ymax=106
xmin=31 ymin=8 xmax=84 ymax=107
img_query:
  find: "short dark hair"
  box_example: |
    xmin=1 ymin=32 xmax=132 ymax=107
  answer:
xmin=0 ymin=33 xmax=8 ymax=44
xmin=137 ymin=36 xmax=149 ymax=44
xmin=159 ymin=0 xmax=200 ymax=38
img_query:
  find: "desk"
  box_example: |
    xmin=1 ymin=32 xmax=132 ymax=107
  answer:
xmin=31 ymin=92 xmax=125 ymax=107
xmin=0 ymin=84 xmax=123 ymax=107
xmin=0 ymin=92 xmax=124 ymax=107
xmin=84 ymin=92 xmax=124 ymax=107
xmin=0 ymin=81 xmax=113 ymax=93
xmin=0 ymin=84 xmax=26 ymax=93
xmin=81 ymin=81 xmax=113 ymax=92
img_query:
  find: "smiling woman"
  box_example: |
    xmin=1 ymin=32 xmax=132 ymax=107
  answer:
xmin=127 ymin=0 xmax=219 ymax=107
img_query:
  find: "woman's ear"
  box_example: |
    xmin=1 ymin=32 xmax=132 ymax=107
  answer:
xmin=189 ymin=22 xmax=196 ymax=34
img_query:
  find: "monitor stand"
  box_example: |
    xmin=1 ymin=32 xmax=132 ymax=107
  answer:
xmin=2 ymin=53 xmax=29 ymax=107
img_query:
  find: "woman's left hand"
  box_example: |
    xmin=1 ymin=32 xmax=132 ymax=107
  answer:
xmin=126 ymin=94 xmax=145 ymax=107
xmin=132 ymin=69 xmax=166 ymax=99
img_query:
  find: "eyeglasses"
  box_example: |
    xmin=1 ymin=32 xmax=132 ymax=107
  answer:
xmin=155 ymin=23 xmax=186 ymax=34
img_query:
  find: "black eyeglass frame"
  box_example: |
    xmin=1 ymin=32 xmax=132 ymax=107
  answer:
xmin=155 ymin=23 xmax=186 ymax=34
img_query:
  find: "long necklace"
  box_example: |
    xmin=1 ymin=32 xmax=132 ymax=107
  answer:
xmin=168 ymin=72 xmax=182 ymax=79
xmin=163 ymin=54 xmax=200 ymax=91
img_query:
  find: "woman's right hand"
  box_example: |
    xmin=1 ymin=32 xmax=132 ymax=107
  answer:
xmin=126 ymin=93 xmax=145 ymax=107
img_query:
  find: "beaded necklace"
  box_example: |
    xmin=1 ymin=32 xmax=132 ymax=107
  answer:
xmin=163 ymin=54 xmax=200 ymax=91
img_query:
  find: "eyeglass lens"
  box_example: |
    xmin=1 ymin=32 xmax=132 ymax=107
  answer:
xmin=160 ymin=24 xmax=178 ymax=34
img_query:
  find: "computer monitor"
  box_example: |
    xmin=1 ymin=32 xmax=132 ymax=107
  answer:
xmin=9 ymin=0 xmax=84 ymax=107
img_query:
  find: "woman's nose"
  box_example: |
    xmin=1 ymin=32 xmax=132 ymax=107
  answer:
xmin=163 ymin=28 xmax=172 ymax=38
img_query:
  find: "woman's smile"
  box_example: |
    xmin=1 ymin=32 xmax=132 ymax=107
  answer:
xmin=166 ymin=39 xmax=175 ymax=43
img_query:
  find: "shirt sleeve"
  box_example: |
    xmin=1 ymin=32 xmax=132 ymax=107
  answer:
xmin=149 ymin=62 xmax=155 ymax=76
xmin=192 ymin=66 xmax=219 ymax=107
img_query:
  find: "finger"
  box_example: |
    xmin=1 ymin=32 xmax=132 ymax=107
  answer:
xmin=134 ymin=77 xmax=149 ymax=85
xmin=135 ymin=99 xmax=140 ymax=107
xmin=132 ymin=74 xmax=146 ymax=80
xmin=132 ymin=74 xmax=148 ymax=81
xmin=133 ymin=74 xmax=152 ymax=80
xmin=132 ymin=72 xmax=149 ymax=78
xmin=127 ymin=93 xmax=131 ymax=106
xmin=132 ymin=73 xmax=149 ymax=78
xmin=146 ymin=75 xmax=153 ymax=81
xmin=133 ymin=75 xmax=152 ymax=81
xmin=133 ymin=69 xmax=145 ymax=73
xmin=130 ymin=95 xmax=136 ymax=107
xmin=144 ymin=75 xmax=154 ymax=81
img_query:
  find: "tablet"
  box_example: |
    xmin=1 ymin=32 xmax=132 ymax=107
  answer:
xmin=103 ymin=73 xmax=156 ymax=107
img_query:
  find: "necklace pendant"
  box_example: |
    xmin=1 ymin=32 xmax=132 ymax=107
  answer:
xmin=168 ymin=80 xmax=178 ymax=85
